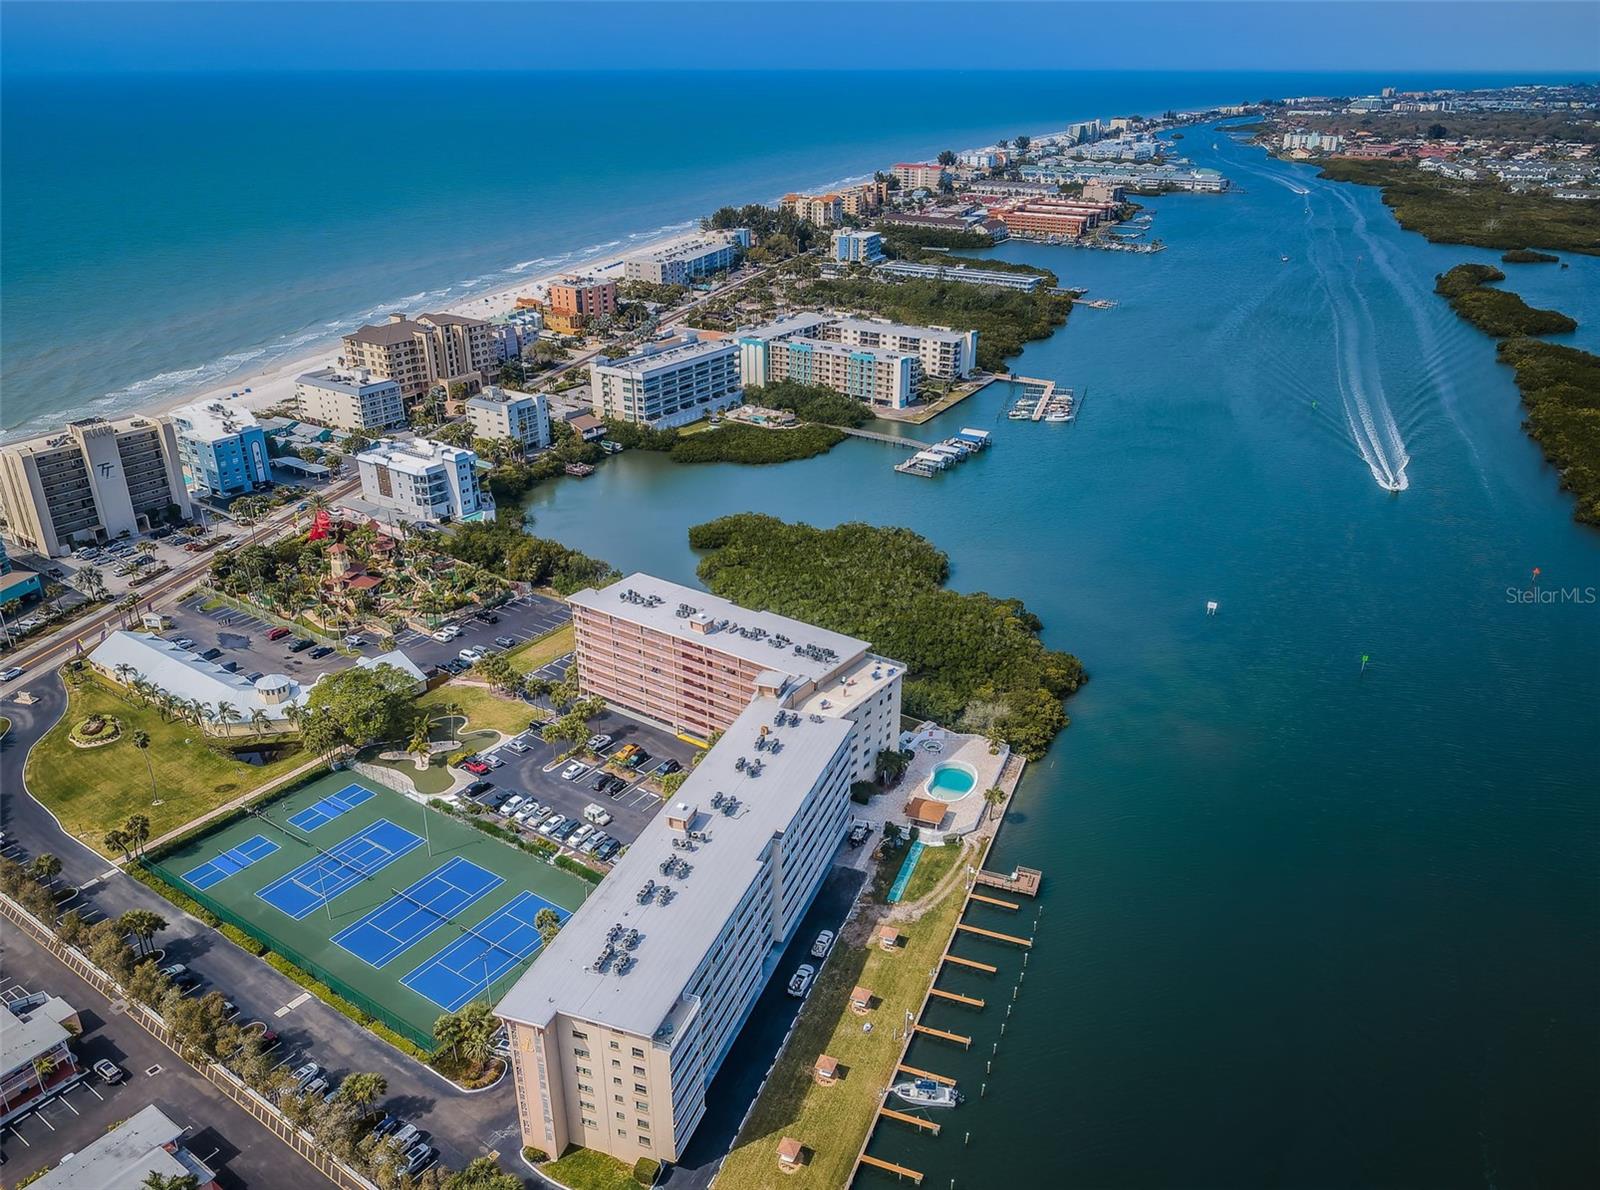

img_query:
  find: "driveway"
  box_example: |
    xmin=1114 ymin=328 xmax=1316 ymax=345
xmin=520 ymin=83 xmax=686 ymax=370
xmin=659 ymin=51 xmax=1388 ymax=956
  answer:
xmin=394 ymin=593 xmax=570 ymax=672
xmin=0 ymin=924 xmax=326 ymax=1190
xmin=0 ymin=671 xmax=527 ymax=1180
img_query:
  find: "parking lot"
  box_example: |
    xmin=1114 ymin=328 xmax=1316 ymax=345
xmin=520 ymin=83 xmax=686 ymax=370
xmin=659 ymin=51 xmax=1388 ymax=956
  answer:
xmin=394 ymin=592 xmax=569 ymax=672
xmin=0 ymin=927 xmax=313 ymax=1189
xmin=463 ymin=708 xmax=702 ymax=852
xmin=166 ymin=594 xmax=354 ymax=685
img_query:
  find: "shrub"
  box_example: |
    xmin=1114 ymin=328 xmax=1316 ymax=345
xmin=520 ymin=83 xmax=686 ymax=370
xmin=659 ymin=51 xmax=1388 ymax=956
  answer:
xmin=523 ymin=1147 xmax=549 ymax=1165
xmin=633 ymin=1156 xmax=662 ymax=1185
xmin=850 ymin=780 xmax=877 ymax=805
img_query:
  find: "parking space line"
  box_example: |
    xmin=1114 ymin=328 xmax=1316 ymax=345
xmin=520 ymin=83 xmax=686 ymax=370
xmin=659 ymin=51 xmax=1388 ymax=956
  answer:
xmin=6 ymin=1126 xmax=30 ymax=1146
xmin=83 ymin=1082 xmax=105 ymax=1101
xmin=58 ymin=1095 xmax=79 ymax=1115
xmin=36 ymin=1111 xmax=55 ymax=1131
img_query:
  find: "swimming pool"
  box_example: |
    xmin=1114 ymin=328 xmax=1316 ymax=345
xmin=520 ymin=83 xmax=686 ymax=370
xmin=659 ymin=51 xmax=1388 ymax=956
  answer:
xmin=925 ymin=761 xmax=977 ymax=802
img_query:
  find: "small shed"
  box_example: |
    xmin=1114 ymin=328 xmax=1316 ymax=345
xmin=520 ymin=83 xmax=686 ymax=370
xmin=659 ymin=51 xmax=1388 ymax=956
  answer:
xmin=850 ymin=985 xmax=874 ymax=1013
xmin=877 ymin=925 xmax=902 ymax=951
xmin=777 ymin=1137 xmax=805 ymax=1171
xmin=814 ymin=1054 xmax=839 ymax=1085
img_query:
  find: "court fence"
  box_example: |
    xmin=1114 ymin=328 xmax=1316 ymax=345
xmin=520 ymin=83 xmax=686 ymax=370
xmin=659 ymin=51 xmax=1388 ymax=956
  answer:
xmin=0 ymin=890 xmax=379 ymax=1190
xmin=147 ymin=857 xmax=437 ymax=1050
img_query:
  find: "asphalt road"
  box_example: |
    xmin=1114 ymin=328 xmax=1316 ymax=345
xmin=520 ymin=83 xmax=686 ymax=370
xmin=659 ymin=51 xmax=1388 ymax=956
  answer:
xmin=0 ymin=672 xmax=526 ymax=1179
xmin=0 ymin=921 xmax=326 ymax=1190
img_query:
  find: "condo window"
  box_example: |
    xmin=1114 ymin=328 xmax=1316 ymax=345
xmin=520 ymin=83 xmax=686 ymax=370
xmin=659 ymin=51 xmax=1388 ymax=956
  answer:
xmin=633 ymin=1065 xmax=646 ymax=1076
xmin=634 ymin=1083 xmax=647 ymax=1095
xmin=631 ymin=1047 xmax=646 ymax=1058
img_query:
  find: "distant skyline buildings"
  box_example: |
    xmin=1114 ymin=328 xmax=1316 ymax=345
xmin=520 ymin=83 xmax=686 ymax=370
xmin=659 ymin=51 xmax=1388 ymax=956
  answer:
xmin=4 ymin=3 xmax=1596 ymax=75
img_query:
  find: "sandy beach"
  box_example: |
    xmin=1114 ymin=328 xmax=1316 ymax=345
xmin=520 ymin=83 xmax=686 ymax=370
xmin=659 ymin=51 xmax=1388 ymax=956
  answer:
xmin=99 ymin=227 xmax=711 ymax=430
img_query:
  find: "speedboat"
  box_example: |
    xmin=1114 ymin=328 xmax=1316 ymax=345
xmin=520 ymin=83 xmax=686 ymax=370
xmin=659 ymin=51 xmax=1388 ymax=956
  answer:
xmin=1008 ymin=408 xmax=1031 ymax=419
xmin=891 ymin=1079 xmax=963 ymax=1108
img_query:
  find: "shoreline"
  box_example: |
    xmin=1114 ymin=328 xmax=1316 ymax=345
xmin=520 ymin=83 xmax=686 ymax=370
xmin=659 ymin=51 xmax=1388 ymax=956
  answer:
xmin=2 ymin=106 xmax=1217 ymax=446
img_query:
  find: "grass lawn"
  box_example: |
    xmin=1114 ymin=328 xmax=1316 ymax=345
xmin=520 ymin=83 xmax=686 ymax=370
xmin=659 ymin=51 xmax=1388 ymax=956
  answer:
xmin=537 ymin=1147 xmax=650 ymax=1190
xmin=415 ymin=680 xmax=540 ymax=738
xmin=25 ymin=675 xmax=307 ymax=856
xmin=716 ymin=839 xmax=972 ymax=1189
xmin=898 ymin=837 xmax=966 ymax=904
xmin=0 ymin=715 xmax=10 ymax=739
xmin=506 ymin=622 xmax=573 ymax=676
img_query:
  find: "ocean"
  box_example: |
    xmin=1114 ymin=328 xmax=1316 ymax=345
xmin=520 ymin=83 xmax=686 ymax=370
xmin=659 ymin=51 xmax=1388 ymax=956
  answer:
xmin=0 ymin=68 xmax=1553 ymax=442
xmin=516 ymin=131 xmax=1600 ymax=1186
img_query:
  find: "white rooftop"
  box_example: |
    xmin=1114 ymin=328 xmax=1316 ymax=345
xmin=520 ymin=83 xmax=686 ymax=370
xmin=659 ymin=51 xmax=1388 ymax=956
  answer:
xmin=568 ymin=573 xmax=870 ymax=686
xmin=596 ymin=335 xmax=737 ymax=375
xmin=355 ymin=437 xmax=475 ymax=475
xmin=296 ymin=366 xmax=400 ymax=395
xmin=495 ymin=696 xmax=852 ymax=1040
xmin=88 ymin=632 xmax=309 ymax=721
xmin=1 ymin=1002 xmax=70 ymax=1076
xmin=734 ymin=312 xmax=832 ymax=342
xmin=32 ymin=1104 xmax=201 ymax=1190
xmin=169 ymin=398 xmax=261 ymax=443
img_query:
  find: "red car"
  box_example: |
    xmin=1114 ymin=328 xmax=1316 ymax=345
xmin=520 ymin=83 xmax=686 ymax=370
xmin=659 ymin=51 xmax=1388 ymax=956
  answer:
xmin=461 ymin=759 xmax=491 ymax=775
xmin=267 ymin=626 xmax=292 ymax=641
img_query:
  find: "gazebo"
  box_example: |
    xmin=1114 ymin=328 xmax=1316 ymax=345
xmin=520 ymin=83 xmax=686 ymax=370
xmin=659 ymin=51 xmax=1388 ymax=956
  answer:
xmin=877 ymin=925 xmax=902 ymax=951
xmin=813 ymin=1054 xmax=839 ymax=1085
xmin=777 ymin=1137 xmax=805 ymax=1173
xmin=849 ymin=985 xmax=875 ymax=1014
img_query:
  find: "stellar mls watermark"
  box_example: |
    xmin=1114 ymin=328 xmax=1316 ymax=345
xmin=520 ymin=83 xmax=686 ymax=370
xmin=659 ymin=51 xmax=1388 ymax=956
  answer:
xmin=1506 ymin=567 xmax=1596 ymax=605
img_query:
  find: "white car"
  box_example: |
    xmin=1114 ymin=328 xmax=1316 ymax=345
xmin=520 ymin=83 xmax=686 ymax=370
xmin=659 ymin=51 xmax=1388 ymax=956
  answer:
xmin=458 ymin=646 xmax=485 ymax=664
xmin=560 ymin=762 xmax=586 ymax=781
xmin=506 ymin=738 xmax=531 ymax=754
xmin=0 ymin=666 xmax=23 ymax=682
xmin=432 ymin=625 xmax=461 ymax=643
xmin=567 ymin=824 xmax=595 ymax=849
xmin=787 ymin=965 xmax=815 ymax=998
xmin=811 ymin=930 xmax=835 ymax=960
xmin=343 ymin=634 xmax=365 ymax=648
xmin=540 ymin=815 xmax=569 ymax=837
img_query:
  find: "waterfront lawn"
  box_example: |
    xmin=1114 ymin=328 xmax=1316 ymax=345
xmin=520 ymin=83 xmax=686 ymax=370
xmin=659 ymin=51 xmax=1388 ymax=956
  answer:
xmin=1318 ymin=159 xmax=1600 ymax=256
xmin=415 ymin=680 xmax=540 ymax=738
xmin=506 ymin=622 xmax=574 ymax=676
xmin=24 ymin=675 xmax=305 ymax=854
xmin=717 ymin=840 xmax=971 ymax=1189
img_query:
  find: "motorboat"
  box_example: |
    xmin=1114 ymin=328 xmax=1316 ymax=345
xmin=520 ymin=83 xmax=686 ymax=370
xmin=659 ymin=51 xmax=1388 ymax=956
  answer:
xmin=891 ymin=1079 xmax=963 ymax=1108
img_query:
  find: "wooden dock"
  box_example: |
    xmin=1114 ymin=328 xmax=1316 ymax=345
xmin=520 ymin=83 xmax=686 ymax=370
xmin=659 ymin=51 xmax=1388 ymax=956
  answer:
xmin=969 ymin=892 xmax=1020 ymax=910
xmin=975 ymin=866 xmax=1043 ymax=897
xmin=954 ymin=922 xmax=1033 ymax=948
xmin=941 ymin=953 xmax=997 ymax=973
xmin=880 ymin=1105 xmax=942 ymax=1135
xmin=858 ymin=1154 xmax=924 ymax=1184
xmin=837 ymin=425 xmax=936 ymax=450
xmin=912 ymin=1023 xmax=972 ymax=1047
xmin=896 ymin=1064 xmax=955 ymax=1085
xmin=928 ymin=987 xmax=985 ymax=1009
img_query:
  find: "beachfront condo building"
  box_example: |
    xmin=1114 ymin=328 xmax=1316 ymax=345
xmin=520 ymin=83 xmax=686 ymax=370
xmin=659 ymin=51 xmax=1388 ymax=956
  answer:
xmin=737 ymin=313 xmax=918 ymax=409
xmin=499 ymin=575 xmax=904 ymax=1164
xmin=353 ymin=437 xmax=492 ymax=524
xmin=566 ymin=572 xmax=902 ymax=776
xmin=545 ymin=274 xmax=618 ymax=335
xmin=0 ymin=416 xmax=192 ymax=557
xmin=465 ymin=386 xmax=551 ymax=451
xmin=780 ymin=191 xmax=844 ymax=225
xmin=496 ymin=697 xmax=857 ymax=1165
xmin=819 ymin=316 xmax=978 ymax=380
xmin=340 ymin=312 xmax=498 ymax=403
xmin=892 ymin=162 xmax=949 ymax=190
xmin=831 ymin=228 xmax=884 ymax=263
xmin=588 ymin=335 xmax=742 ymax=429
xmin=169 ymin=399 xmax=271 ymax=498
xmin=292 ymin=367 xmax=407 ymax=432
xmin=621 ymin=234 xmax=742 ymax=287
xmin=875 ymin=259 xmax=1044 ymax=292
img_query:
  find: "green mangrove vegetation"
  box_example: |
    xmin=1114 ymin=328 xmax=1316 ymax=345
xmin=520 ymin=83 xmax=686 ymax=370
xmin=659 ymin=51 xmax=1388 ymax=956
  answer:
xmin=688 ymin=514 xmax=1085 ymax=756
xmin=1434 ymin=263 xmax=1577 ymax=338
xmin=743 ymin=380 xmax=872 ymax=427
xmin=668 ymin=422 xmax=845 ymax=465
xmin=1501 ymin=248 xmax=1560 ymax=264
xmin=1496 ymin=338 xmax=1600 ymax=526
xmin=443 ymin=521 xmax=618 ymax=594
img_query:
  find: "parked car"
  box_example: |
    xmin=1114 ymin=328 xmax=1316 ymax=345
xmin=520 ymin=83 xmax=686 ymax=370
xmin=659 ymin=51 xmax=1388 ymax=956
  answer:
xmin=371 ymin=1115 xmax=400 ymax=1139
xmin=291 ymin=1061 xmax=322 ymax=1087
xmin=343 ymin=634 xmax=365 ymax=648
xmin=788 ymin=965 xmax=815 ymax=998
xmin=506 ymin=738 xmax=531 ymax=754
xmin=303 ymin=1075 xmax=330 ymax=1098
xmin=484 ymin=753 xmax=504 ymax=769
xmin=494 ymin=635 xmax=517 ymax=649
xmin=466 ymin=780 xmax=495 ymax=797
xmin=660 ymin=758 xmax=683 ymax=774
xmin=568 ymin=824 xmax=595 ymax=849
xmin=540 ymin=815 xmax=569 ymax=838
xmin=388 ymin=1123 xmax=421 ymax=1149
xmin=403 ymin=1144 xmax=437 ymax=1175
xmin=560 ymin=762 xmax=586 ymax=781
xmin=594 ymin=839 xmax=621 ymax=862
xmin=811 ymin=930 xmax=835 ymax=960
xmin=458 ymin=646 xmax=485 ymax=664
xmin=583 ymin=803 xmax=613 ymax=826
xmin=309 ymin=645 xmax=334 ymax=659
xmin=173 ymin=637 xmax=196 ymax=650
xmin=267 ymin=626 xmax=292 ymax=641
xmin=432 ymin=624 xmax=461 ymax=642
xmin=474 ymin=611 xmax=500 ymax=624
xmin=199 ymin=648 xmax=223 ymax=661
xmin=461 ymin=759 xmax=491 ymax=776
xmin=587 ymin=733 xmax=613 ymax=752
xmin=500 ymin=795 xmax=525 ymax=814
xmin=93 ymin=1059 xmax=125 ymax=1084
xmin=288 ymin=638 xmax=315 ymax=653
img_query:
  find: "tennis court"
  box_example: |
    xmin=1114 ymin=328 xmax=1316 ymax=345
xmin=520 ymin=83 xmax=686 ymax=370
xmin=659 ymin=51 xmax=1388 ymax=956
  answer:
xmin=150 ymin=773 xmax=591 ymax=1046
xmin=181 ymin=835 xmax=280 ymax=890
xmin=287 ymin=783 xmax=375 ymax=832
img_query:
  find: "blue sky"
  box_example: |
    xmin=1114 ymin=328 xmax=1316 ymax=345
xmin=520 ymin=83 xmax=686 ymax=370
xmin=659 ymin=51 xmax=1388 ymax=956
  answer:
xmin=3 ymin=1 xmax=1597 ymax=75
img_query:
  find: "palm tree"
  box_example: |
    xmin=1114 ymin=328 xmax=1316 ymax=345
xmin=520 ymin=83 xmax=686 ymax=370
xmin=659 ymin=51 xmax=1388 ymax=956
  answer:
xmin=248 ymin=708 xmax=271 ymax=739
xmin=194 ymin=701 xmax=215 ymax=729
xmin=130 ymin=676 xmax=154 ymax=708
xmin=213 ymin=700 xmax=241 ymax=734
xmin=122 ymin=815 xmax=151 ymax=860
xmin=119 ymin=909 xmax=167 ymax=956
xmin=535 ymin=908 xmax=562 ymax=945
xmin=29 ymin=853 xmax=62 ymax=887
xmin=140 ymin=1172 xmax=199 ymax=1190
xmin=282 ymin=702 xmax=307 ymax=734
xmin=103 ymin=828 xmax=132 ymax=862
xmin=155 ymin=689 xmax=177 ymax=722
xmin=335 ymin=1071 xmax=387 ymax=1112
xmin=114 ymin=662 xmax=136 ymax=686
xmin=983 ymin=785 xmax=1006 ymax=822
xmin=78 ymin=565 xmax=107 ymax=601
xmin=132 ymin=730 xmax=156 ymax=801
xmin=408 ymin=717 xmax=433 ymax=766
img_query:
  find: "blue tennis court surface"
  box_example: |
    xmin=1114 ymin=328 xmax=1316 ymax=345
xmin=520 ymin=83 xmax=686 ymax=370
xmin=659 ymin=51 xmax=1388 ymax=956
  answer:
xmin=332 ymin=857 xmax=504 ymax=968
xmin=287 ymin=784 xmax=375 ymax=832
xmin=182 ymin=835 xmax=280 ymax=890
xmin=401 ymin=890 xmax=570 ymax=1011
xmin=256 ymin=819 xmax=423 ymax=920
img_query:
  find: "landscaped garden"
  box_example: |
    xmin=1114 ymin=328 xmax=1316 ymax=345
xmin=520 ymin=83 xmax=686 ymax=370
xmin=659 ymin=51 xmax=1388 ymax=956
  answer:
xmin=530 ymin=1146 xmax=659 ymax=1190
xmin=26 ymin=672 xmax=307 ymax=854
xmin=716 ymin=838 xmax=973 ymax=1188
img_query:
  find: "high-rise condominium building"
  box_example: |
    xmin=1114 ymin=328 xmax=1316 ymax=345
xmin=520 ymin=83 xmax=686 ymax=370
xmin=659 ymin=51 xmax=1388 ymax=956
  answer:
xmin=830 ymin=228 xmax=884 ymax=263
xmin=621 ymin=234 xmax=741 ymax=286
xmin=737 ymin=310 xmax=976 ymax=389
xmin=169 ymin=399 xmax=271 ymax=498
xmin=0 ymin=417 xmax=191 ymax=557
xmin=545 ymin=275 xmax=618 ymax=335
xmin=292 ymin=368 xmax=407 ymax=432
xmin=353 ymin=438 xmax=492 ymax=524
xmin=588 ymin=335 xmax=742 ymax=429
xmin=465 ymin=386 xmax=551 ymax=451
xmin=737 ymin=313 xmax=918 ymax=409
xmin=340 ymin=312 xmax=498 ymax=402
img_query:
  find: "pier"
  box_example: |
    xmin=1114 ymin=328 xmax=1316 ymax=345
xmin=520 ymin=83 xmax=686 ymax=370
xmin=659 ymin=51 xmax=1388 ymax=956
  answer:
xmin=896 ymin=1064 xmax=955 ymax=1085
xmin=859 ymin=1154 xmax=924 ymax=1184
xmin=974 ymin=866 xmax=1043 ymax=897
xmin=1004 ymin=376 xmax=1074 ymax=423
xmin=928 ymin=986 xmax=986 ymax=1008
xmin=836 ymin=425 xmax=937 ymax=449
xmin=893 ymin=426 xmax=992 ymax=478
xmin=912 ymin=1022 xmax=972 ymax=1047
xmin=880 ymin=1105 xmax=942 ymax=1135
xmin=954 ymin=922 xmax=1034 ymax=947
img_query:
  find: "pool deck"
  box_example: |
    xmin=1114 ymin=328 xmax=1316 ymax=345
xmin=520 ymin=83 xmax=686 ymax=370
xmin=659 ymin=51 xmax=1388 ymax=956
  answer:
xmin=897 ymin=725 xmax=1009 ymax=840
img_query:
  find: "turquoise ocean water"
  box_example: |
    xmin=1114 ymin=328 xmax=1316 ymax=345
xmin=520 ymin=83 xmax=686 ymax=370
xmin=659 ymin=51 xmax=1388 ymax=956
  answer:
xmin=0 ymin=68 xmax=1550 ymax=440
